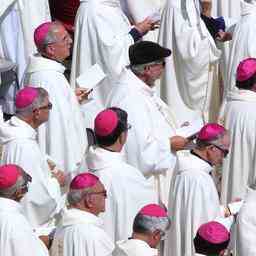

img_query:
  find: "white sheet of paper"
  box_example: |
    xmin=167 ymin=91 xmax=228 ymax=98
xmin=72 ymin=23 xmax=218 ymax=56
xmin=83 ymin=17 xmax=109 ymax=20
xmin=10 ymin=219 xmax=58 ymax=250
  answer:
xmin=76 ymin=64 xmax=106 ymax=90
xmin=176 ymin=118 xmax=204 ymax=138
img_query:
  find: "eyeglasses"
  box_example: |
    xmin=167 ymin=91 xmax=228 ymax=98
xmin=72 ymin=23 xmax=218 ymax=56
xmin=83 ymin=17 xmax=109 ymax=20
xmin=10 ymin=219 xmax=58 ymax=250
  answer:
xmin=46 ymin=34 xmax=71 ymax=45
xmin=38 ymin=102 xmax=53 ymax=110
xmin=20 ymin=182 xmax=29 ymax=192
xmin=153 ymin=60 xmax=166 ymax=67
xmin=210 ymin=144 xmax=229 ymax=158
xmin=126 ymin=123 xmax=132 ymax=131
xmin=87 ymin=190 xmax=107 ymax=198
xmin=159 ymin=230 xmax=166 ymax=241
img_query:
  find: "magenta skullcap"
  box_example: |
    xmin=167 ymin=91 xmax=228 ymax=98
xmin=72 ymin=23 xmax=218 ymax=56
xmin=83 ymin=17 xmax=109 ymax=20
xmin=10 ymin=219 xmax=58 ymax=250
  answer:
xmin=70 ymin=172 xmax=99 ymax=190
xmin=15 ymin=87 xmax=38 ymax=108
xmin=0 ymin=164 xmax=22 ymax=189
xmin=236 ymin=58 xmax=256 ymax=82
xmin=94 ymin=109 xmax=118 ymax=136
xmin=197 ymin=123 xmax=226 ymax=141
xmin=198 ymin=221 xmax=230 ymax=244
xmin=139 ymin=204 xmax=168 ymax=217
xmin=34 ymin=22 xmax=52 ymax=47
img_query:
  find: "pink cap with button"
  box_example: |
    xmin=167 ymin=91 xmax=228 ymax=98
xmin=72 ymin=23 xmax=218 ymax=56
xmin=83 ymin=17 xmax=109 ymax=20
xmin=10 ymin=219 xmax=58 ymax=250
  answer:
xmin=197 ymin=123 xmax=226 ymax=141
xmin=70 ymin=172 xmax=99 ymax=190
xmin=94 ymin=109 xmax=119 ymax=136
xmin=15 ymin=87 xmax=38 ymax=108
xmin=34 ymin=22 xmax=52 ymax=47
xmin=236 ymin=58 xmax=256 ymax=82
xmin=0 ymin=164 xmax=22 ymax=189
xmin=139 ymin=204 xmax=168 ymax=217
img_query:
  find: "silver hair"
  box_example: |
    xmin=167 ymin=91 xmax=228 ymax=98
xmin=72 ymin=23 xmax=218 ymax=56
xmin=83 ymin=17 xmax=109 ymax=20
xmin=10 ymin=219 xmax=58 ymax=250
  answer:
xmin=0 ymin=175 xmax=25 ymax=198
xmin=133 ymin=213 xmax=171 ymax=234
xmin=15 ymin=87 xmax=49 ymax=118
xmin=67 ymin=187 xmax=94 ymax=206
xmin=37 ymin=22 xmax=63 ymax=52
xmin=130 ymin=59 xmax=164 ymax=76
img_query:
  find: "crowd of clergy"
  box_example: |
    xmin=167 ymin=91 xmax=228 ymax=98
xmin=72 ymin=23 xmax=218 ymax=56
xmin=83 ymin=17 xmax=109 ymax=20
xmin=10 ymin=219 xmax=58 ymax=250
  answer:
xmin=1 ymin=0 xmax=256 ymax=256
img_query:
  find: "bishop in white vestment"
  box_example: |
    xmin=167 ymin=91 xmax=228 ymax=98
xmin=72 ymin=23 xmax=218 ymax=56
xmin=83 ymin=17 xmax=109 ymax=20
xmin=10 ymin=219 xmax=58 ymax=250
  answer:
xmin=51 ymin=173 xmax=114 ymax=256
xmin=0 ymin=164 xmax=49 ymax=256
xmin=0 ymin=87 xmax=63 ymax=228
xmin=23 ymin=22 xmax=88 ymax=176
xmin=221 ymin=58 xmax=256 ymax=204
xmin=86 ymin=108 xmax=157 ymax=242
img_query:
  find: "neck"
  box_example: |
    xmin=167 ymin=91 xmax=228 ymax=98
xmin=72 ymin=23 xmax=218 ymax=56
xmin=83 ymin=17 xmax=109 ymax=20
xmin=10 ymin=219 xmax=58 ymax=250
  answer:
xmin=101 ymin=143 xmax=122 ymax=153
xmin=192 ymin=148 xmax=212 ymax=166
xmin=136 ymin=74 xmax=155 ymax=88
xmin=17 ymin=116 xmax=38 ymax=129
xmin=132 ymin=232 xmax=153 ymax=247
xmin=72 ymin=205 xmax=99 ymax=216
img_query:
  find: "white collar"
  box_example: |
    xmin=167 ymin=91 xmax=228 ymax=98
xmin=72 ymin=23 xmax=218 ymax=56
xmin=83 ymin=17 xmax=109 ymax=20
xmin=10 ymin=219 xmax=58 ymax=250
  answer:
xmin=87 ymin=146 xmax=125 ymax=170
xmin=61 ymin=208 xmax=103 ymax=228
xmin=26 ymin=54 xmax=66 ymax=74
xmin=0 ymin=197 xmax=23 ymax=213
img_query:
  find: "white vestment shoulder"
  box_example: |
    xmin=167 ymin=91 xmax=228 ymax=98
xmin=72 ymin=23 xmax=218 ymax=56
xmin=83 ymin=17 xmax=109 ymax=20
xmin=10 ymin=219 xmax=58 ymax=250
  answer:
xmin=236 ymin=187 xmax=256 ymax=256
xmin=166 ymin=152 xmax=223 ymax=256
xmin=0 ymin=197 xmax=49 ymax=256
xmin=86 ymin=146 xmax=157 ymax=242
xmin=158 ymin=0 xmax=221 ymax=123
xmin=23 ymin=55 xmax=88 ymax=176
xmin=221 ymin=90 xmax=256 ymax=204
xmin=71 ymin=0 xmax=134 ymax=107
xmin=114 ymin=239 xmax=158 ymax=256
xmin=51 ymin=208 xmax=114 ymax=256
xmin=106 ymin=69 xmax=177 ymax=204
xmin=0 ymin=117 xmax=62 ymax=228
xmin=224 ymin=1 xmax=256 ymax=99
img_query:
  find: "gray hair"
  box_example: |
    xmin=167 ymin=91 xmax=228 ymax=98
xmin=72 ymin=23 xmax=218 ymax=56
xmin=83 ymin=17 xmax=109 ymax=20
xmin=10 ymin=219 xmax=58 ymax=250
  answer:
xmin=130 ymin=59 xmax=164 ymax=76
xmin=67 ymin=187 xmax=94 ymax=206
xmin=37 ymin=22 xmax=63 ymax=52
xmin=0 ymin=175 xmax=25 ymax=198
xmin=15 ymin=87 xmax=49 ymax=118
xmin=133 ymin=213 xmax=171 ymax=234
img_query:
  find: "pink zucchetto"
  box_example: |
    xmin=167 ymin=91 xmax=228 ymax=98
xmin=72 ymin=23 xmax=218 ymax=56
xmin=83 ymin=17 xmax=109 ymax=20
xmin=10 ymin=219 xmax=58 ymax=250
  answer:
xmin=198 ymin=221 xmax=230 ymax=244
xmin=236 ymin=58 xmax=256 ymax=82
xmin=0 ymin=164 xmax=22 ymax=189
xmin=70 ymin=172 xmax=99 ymax=190
xmin=139 ymin=204 xmax=168 ymax=218
xmin=15 ymin=87 xmax=38 ymax=109
xmin=197 ymin=123 xmax=226 ymax=142
xmin=94 ymin=109 xmax=119 ymax=137
xmin=34 ymin=22 xmax=52 ymax=47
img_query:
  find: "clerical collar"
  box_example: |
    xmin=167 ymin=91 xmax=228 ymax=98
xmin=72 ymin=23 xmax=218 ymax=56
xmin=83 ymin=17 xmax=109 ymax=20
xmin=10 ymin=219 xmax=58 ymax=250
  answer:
xmin=190 ymin=150 xmax=213 ymax=167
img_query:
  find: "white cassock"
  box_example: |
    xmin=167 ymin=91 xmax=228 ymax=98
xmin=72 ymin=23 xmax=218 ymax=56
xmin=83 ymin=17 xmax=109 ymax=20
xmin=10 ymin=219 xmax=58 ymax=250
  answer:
xmin=0 ymin=0 xmax=51 ymax=83
xmin=166 ymin=152 xmax=225 ymax=256
xmin=107 ymin=69 xmax=177 ymax=205
xmin=23 ymin=55 xmax=88 ymax=177
xmin=0 ymin=198 xmax=49 ymax=256
xmin=224 ymin=1 xmax=256 ymax=99
xmin=113 ymin=239 xmax=158 ymax=256
xmin=236 ymin=187 xmax=256 ymax=256
xmin=50 ymin=208 xmax=114 ymax=256
xmin=71 ymin=0 xmax=134 ymax=108
xmin=221 ymin=90 xmax=256 ymax=204
xmin=0 ymin=117 xmax=63 ymax=229
xmin=86 ymin=146 xmax=157 ymax=242
xmin=158 ymin=0 xmax=221 ymax=123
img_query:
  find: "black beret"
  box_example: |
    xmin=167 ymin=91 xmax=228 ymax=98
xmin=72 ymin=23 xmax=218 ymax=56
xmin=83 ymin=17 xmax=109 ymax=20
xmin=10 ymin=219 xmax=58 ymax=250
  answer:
xmin=129 ymin=41 xmax=172 ymax=66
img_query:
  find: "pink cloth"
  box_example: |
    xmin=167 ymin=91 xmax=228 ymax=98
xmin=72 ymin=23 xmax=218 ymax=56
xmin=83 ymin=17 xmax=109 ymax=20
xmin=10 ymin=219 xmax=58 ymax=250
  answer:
xmin=15 ymin=87 xmax=38 ymax=108
xmin=0 ymin=164 xmax=22 ymax=189
xmin=34 ymin=22 xmax=52 ymax=47
xmin=198 ymin=221 xmax=230 ymax=244
xmin=236 ymin=58 xmax=256 ymax=82
xmin=94 ymin=109 xmax=118 ymax=136
xmin=139 ymin=204 xmax=168 ymax=217
xmin=197 ymin=123 xmax=226 ymax=141
xmin=70 ymin=172 xmax=99 ymax=190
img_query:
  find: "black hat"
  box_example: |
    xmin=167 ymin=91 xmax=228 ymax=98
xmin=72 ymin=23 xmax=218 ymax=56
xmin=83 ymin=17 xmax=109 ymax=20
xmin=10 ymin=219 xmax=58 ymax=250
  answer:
xmin=129 ymin=41 xmax=172 ymax=66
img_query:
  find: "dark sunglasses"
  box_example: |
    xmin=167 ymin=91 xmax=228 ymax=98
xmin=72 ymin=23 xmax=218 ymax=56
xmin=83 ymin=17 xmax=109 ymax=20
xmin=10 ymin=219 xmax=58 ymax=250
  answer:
xmin=87 ymin=190 xmax=107 ymax=198
xmin=210 ymin=144 xmax=229 ymax=158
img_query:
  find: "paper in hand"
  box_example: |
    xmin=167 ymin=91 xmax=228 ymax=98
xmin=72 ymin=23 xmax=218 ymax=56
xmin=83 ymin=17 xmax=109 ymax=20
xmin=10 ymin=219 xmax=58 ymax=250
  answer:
xmin=76 ymin=64 xmax=106 ymax=90
xmin=176 ymin=118 xmax=204 ymax=138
